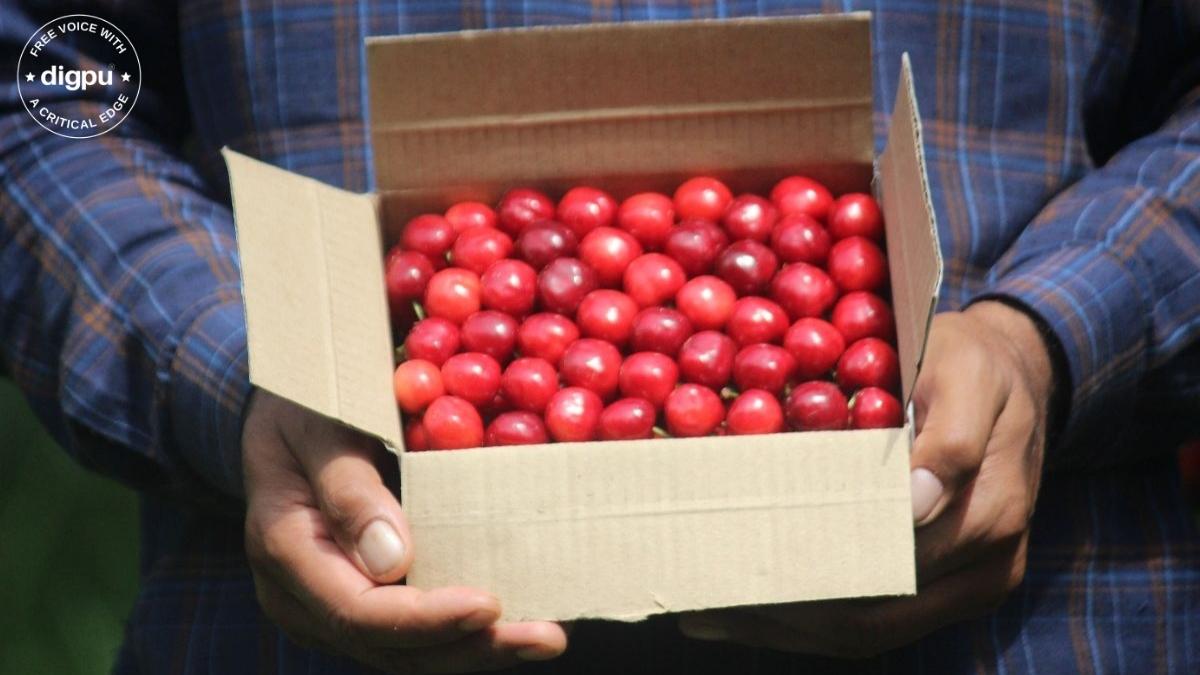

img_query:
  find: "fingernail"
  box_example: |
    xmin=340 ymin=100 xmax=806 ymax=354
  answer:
xmin=911 ymin=468 xmax=944 ymax=524
xmin=358 ymin=520 xmax=405 ymax=577
xmin=679 ymin=618 xmax=730 ymax=641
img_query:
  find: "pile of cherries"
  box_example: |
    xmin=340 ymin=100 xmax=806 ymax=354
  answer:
xmin=386 ymin=175 xmax=903 ymax=451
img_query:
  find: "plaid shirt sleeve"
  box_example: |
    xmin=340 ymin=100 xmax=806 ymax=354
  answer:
xmin=0 ymin=4 xmax=250 ymax=503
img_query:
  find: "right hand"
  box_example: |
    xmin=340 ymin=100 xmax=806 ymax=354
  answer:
xmin=242 ymin=390 xmax=568 ymax=672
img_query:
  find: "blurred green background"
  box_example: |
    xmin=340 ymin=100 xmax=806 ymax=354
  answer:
xmin=0 ymin=379 xmax=138 ymax=675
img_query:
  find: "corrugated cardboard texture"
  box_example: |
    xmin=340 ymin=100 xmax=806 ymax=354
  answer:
xmin=879 ymin=55 xmax=942 ymax=406
xmin=223 ymin=149 xmax=402 ymax=448
xmin=403 ymin=429 xmax=916 ymax=621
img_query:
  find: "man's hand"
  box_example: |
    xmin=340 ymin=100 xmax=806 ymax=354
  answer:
xmin=242 ymin=391 xmax=567 ymax=672
xmin=678 ymin=300 xmax=1054 ymax=656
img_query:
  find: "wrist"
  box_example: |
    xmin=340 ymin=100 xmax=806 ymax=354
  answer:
xmin=964 ymin=300 xmax=1055 ymax=406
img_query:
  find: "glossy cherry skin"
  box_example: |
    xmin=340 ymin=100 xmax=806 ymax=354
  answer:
xmin=496 ymin=187 xmax=555 ymax=236
xmin=624 ymin=253 xmax=687 ymax=308
xmin=675 ymin=275 xmax=737 ymax=331
xmin=850 ymin=386 xmax=903 ymax=429
xmin=393 ymin=359 xmax=445 ymax=413
xmin=664 ymin=219 xmax=729 ymax=277
xmin=537 ymin=257 xmax=598 ymax=315
xmin=828 ymin=193 xmax=884 ymax=242
xmin=451 ymin=227 xmax=513 ymax=276
xmin=732 ymin=343 xmax=797 ymax=395
xmin=578 ymin=226 xmax=644 ymax=288
xmin=616 ymin=192 xmax=675 ymax=250
xmin=786 ymin=381 xmax=849 ymax=430
xmin=423 ymin=395 xmax=485 ymax=449
xmin=726 ymin=296 xmax=789 ymax=347
xmin=598 ymin=398 xmax=657 ymax=441
xmin=401 ymin=214 xmax=457 ymax=261
xmin=619 ymin=351 xmax=679 ymax=408
xmin=480 ymin=259 xmax=537 ymax=317
xmin=664 ymin=384 xmax=725 ymax=437
xmin=559 ymin=338 xmax=622 ymax=400
xmin=404 ymin=317 xmax=461 ymax=366
xmin=674 ymin=176 xmax=733 ymax=222
xmin=828 ymin=236 xmax=889 ymax=293
xmin=576 ymin=289 xmax=639 ymax=346
xmin=831 ymin=291 xmax=895 ymax=344
xmin=629 ymin=307 xmax=694 ymax=356
xmin=770 ymin=175 xmax=834 ymax=221
xmin=784 ymin=317 xmax=846 ymax=380
xmin=459 ymin=310 xmax=518 ymax=363
xmin=500 ymin=357 xmax=559 ymax=413
xmin=770 ymin=263 xmax=838 ymax=320
xmin=444 ymin=201 xmax=497 ymax=234
xmin=404 ymin=418 xmax=430 ymax=451
xmin=714 ymin=240 xmax=779 ymax=296
xmin=486 ymin=411 xmax=549 ymax=446
xmin=771 ymin=213 xmax=832 ymax=266
xmin=544 ymin=387 xmax=604 ymax=442
xmin=515 ymin=221 xmax=578 ymax=271
xmin=557 ymin=186 xmax=617 ymax=238
xmin=678 ymin=330 xmax=737 ymax=389
xmin=440 ymin=352 xmax=502 ymax=406
xmin=721 ymin=194 xmax=778 ymax=242
xmin=837 ymin=337 xmax=901 ymax=392
xmin=424 ymin=268 xmax=481 ymax=324
xmin=515 ymin=313 xmax=580 ymax=365
xmin=384 ymin=248 xmax=435 ymax=313
xmin=726 ymin=389 xmax=785 ymax=435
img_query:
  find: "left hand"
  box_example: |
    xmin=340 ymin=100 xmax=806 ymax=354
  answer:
xmin=678 ymin=300 xmax=1055 ymax=657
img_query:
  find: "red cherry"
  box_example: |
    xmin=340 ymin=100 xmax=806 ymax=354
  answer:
xmin=828 ymin=236 xmax=889 ymax=292
xmin=675 ymin=275 xmax=737 ymax=331
xmin=385 ymin=248 xmax=435 ymax=314
xmin=515 ymin=313 xmax=580 ymax=364
xmin=478 ymin=389 xmax=512 ymax=420
xmin=424 ymin=268 xmax=481 ymax=324
xmin=500 ymin=357 xmax=559 ymax=413
xmin=674 ymin=177 xmax=733 ymax=222
xmin=393 ymin=359 xmax=444 ymax=413
xmin=460 ymin=311 xmax=518 ymax=363
xmin=663 ymin=219 xmax=729 ymax=276
xmin=726 ymin=296 xmax=789 ymax=347
xmin=486 ymin=411 xmax=549 ymax=446
xmin=404 ymin=317 xmax=461 ymax=366
xmin=831 ymin=291 xmax=895 ymax=343
xmin=714 ymin=240 xmax=779 ymax=296
xmin=828 ymin=193 xmax=884 ymax=241
xmin=678 ymin=330 xmax=737 ymax=389
xmin=850 ymin=387 xmax=903 ymax=429
xmin=544 ymin=387 xmax=603 ymax=442
xmin=783 ymin=317 xmax=846 ymax=380
xmin=514 ymin=221 xmax=578 ymax=271
xmin=786 ymin=381 xmax=849 ymax=431
xmin=496 ymin=188 xmax=555 ymax=236
xmin=440 ymin=352 xmax=502 ymax=406
xmin=424 ymin=395 xmax=485 ymax=449
xmin=624 ymin=253 xmax=687 ymax=308
xmin=629 ymin=307 xmax=694 ymax=356
xmin=578 ymin=226 xmax=644 ymax=287
xmin=616 ymin=192 xmax=675 ymax=250
xmin=537 ymin=257 xmax=598 ymax=315
xmin=598 ymin=398 xmax=657 ymax=440
xmin=732 ymin=343 xmax=796 ymax=395
xmin=557 ymin=186 xmax=617 ymax=238
xmin=721 ymin=194 xmax=778 ymax=242
xmin=559 ymin=338 xmax=622 ymax=400
xmin=577 ymin=289 xmax=639 ymax=346
xmin=664 ymin=384 xmax=725 ymax=437
xmin=726 ymin=389 xmax=785 ymax=435
xmin=451 ymin=227 xmax=513 ymax=276
xmin=770 ymin=263 xmax=838 ymax=320
xmin=771 ymin=213 xmax=832 ymax=266
xmin=404 ymin=418 xmax=430 ymax=452
xmin=619 ymin=352 xmax=679 ymax=408
xmin=770 ymin=176 xmax=834 ymax=221
xmin=480 ymin=259 xmax=538 ymax=316
xmin=837 ymin=338 xmax=900 ymax=392
xmin=401 ymin=214 xmax=457 ymax=261
xmin=444 ymin=201 xmax=497 ymax=234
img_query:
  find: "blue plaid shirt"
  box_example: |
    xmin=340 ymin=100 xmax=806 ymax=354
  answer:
xmin=2 ymin=1 xmax=1199 ymax=673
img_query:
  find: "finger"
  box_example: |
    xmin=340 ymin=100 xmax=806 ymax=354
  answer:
xmin=363 ymin=622 xmax=568 ymax=674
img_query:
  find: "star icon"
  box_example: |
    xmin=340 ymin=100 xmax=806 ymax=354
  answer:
xmin=121 ymin=72 xmax=131 ymax=82
xmin=24 ymin=72 xmax=33 ymax=82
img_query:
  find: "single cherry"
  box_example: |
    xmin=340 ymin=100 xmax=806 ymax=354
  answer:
xmin=619 ymin=351 xmax=679 ymax=408
xmin=598 ymin=398 xmax=657 ymax=440
xmin=836 ymin=338 xmax=901 ymax=392
xmin=486 ymin=411 xmax=550 ymax=446
xmin=714 ymin=240 xmax=779 ymax=296
xmin=440 ymin=352 xmax=502 ymax=406
xmin=771 ymin=212 xmax=831 ymax=266
xmin=726 ymin=389 xmax=785 ymax=435
xmin=537 ymin=257 xmax=598 ymax=315
xmin=721 ymin=194 xmax=778 ymax=242
xmin=479 ymin=259 xmax=537 ymax=317
xmin=674 ymin=176 xmax=733 ymax=222
xmin=496 ymin=188 xmax=555 ymax=236
xmin=557 ymin=186 xmax=617 ymax=238
xmin=393 ymin=359 xmax=444 ymax=413
xmin=424 ymin=268 xmax=481 ymax=324
xmin=579 ymin=226 xmax=644 ymax=287
xmin=384 ymin=248 xmax=435 ymax=314
xmin=404 ymin=317 xmax=461 ymax=366
xmin=451 ymin=227 xmax=513 ymax=276
xmin=831 ymin=291 xmax=895 ymax=343
xmin=850 ymin=387 xmax=903 ymax=429
xmin=401 ymin=214 xmax=457 ymax=261
xmin=617 ymin=192 xmax=675 ymax=250
xmin=515 ymin=313 xmax=580 ymax=365
xmin=500 ymin=357 xmax=559 ymax=414
xmin=786 ymin=381 xmax=849 ymax=431
xmin=460 ymin=310 xmax=519 ymax=363
xmin=544 ymin=387 xmax=604 ymax=442
xmin=576 ymin=289 xmax=639 ymax=346
xmin=678 ymin=330 xmax=737 ymax=389
xmin=559 ymin=338 xmax=622 ymax=400
xmin=664 ymin=384 xmax=725 ymax=437
xmin=770 ymin=175 xmax=834 ymax=221
xmin=664 ymin=219 xmax=729 ymax=276
xmin=444 ymin=201 xmax=498 ymax=234
xmin=828 ymin=193 xmax=884 ymax=242
xmin=629 ymin=307 xmax=694 ymax=356
xmin=770 ymin=263 xmax=838 ymax=320
xmin=404 ymin=418 xmax=430 ymax=452
xmin=784 ymin=317 xmax=846 ymax=380
xmin=732 ymin=343 xmax=796 ymax=395
xmin=515 ymin=221 xmax=578 ymax=271
xmin=828 ymin=236 xmax=889 ymax=292
xmin=726 ymin=296 xmax=789 ymax=347
xmin=423 ymin=395 xmax=485 ymax=449
xmin=624 ymin=253 xmax=687 ymax=308
xmin=675 ymin=275 xmax=737 ymax=331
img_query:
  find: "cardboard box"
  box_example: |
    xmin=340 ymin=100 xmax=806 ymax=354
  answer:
xmin=223 ymin=12 xmax=942 ymax=622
